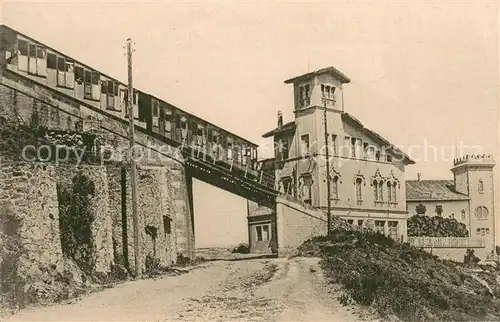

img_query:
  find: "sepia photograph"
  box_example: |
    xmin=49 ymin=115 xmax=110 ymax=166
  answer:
xmin=0 ymin=1 xmax=499 ymax=321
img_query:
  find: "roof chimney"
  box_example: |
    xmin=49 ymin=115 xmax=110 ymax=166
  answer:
xmin=277 ymin=110 xmax=283 ymax=129
xmin=417 ymin=173 xmax=422 ymax=181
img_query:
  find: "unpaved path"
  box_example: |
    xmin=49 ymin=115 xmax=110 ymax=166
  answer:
xmin=5 ymin=257 xmax=375 ymax=321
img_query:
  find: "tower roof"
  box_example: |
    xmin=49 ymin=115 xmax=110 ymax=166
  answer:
xmin=284 ymin=66 xmax=351 ymax=85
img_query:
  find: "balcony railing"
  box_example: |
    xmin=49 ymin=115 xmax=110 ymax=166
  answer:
xmin=407 ymin=237 xmax=485 ymax=248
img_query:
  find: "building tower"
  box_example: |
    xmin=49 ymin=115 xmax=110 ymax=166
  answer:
xmin=451 ymin=154 xmax=496 ymax=258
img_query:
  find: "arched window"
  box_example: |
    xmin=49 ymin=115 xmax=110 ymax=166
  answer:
xmin=478 ymin=179 xmax=484 ymax=194
xmin=378 ymin=181 xmax=384 ymax=201
xmin=331 ymin=176 xmax=339 ymax=199
xmin=387 ymin=181 xmax=392 ymax=202
xmin=392 ymin=182 xmax=397 ymax=203
xmin=475 ymin=206 xmax=489 ymax=219
xmin=373 ymin=180 xmax=378 ymax=201
xmin=356 ymin=178 xmax=363 ymax=202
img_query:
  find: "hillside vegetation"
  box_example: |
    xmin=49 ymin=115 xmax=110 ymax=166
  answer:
xmin=298 ymin=227 xmax=500 ymax=321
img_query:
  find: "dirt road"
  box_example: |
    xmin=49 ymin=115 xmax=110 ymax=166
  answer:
xmin=6 ymin=257 xmax=375 ymax=321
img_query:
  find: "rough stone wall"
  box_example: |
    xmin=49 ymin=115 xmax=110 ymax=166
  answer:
xmin=123 ymin=162 xmax=182 ymax=271
xmin=0 ymin=77 xmax=194 ymax=269
xmin=106 ymin=165 xmax=126 ymax=268
xmin=55 ymin=165 xmax=114 ymax=273
xmin=0 ymin=162 xmax=64 ymax=277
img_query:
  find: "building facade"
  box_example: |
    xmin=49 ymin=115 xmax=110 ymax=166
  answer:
xmin=406 ymin=155 xmax=496 ymax=258
xmin=257 ymin=67 xmax=415 ymax=245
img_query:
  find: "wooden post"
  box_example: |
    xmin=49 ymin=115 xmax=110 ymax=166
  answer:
xmin=127 ymin=38 xmax=141 ymax=279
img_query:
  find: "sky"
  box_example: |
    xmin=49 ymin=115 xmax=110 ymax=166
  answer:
xmin=2 ymin=1 xmax=498 ymax=247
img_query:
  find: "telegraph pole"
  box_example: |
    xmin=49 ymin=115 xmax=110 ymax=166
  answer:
xmin=127 ymin=38 xmax=141 ymax=279
xmin=323 ymin=91 xmax=334 ymax=236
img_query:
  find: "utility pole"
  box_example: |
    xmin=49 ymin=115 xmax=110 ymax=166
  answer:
xmin=323 ymin=90 xmax=335 ymax=236
xmin=127 ymin=38 xmax=141 ymax=279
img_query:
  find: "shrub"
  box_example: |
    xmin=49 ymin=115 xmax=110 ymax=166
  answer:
xmin=408 ymin=214 xmax=468 ymax=237
xmin=57 ymin=173 xmax=96 ymax=275
xmin=306 ymin=227 xmax=500 ymax=321
xmin=231 ymin=243 xmax=250 ymax=254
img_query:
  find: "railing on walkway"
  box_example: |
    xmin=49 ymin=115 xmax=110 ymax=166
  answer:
xmin=408 ymin=236 xmax=485 ymax=248
xmin=182 ymin=144 xmax=276 ymax=190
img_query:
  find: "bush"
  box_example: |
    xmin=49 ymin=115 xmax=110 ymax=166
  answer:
xmin=231 ymin=243 xmax=250 ymax=254
xmin=304 ymin=228 xmax=500 ymax=321
xmin=464 ymin=249 xmax=480 ymax=266
xmin=408 ymin=214 xmax=468 ymax=237
xmin=57 ymin=173 xmax=96 ymax=275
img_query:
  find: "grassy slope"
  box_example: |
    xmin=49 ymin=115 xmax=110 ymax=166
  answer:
xmin=298 ymin=228 xmax=500 ymax=321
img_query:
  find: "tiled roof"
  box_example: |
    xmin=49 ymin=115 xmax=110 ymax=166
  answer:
xmin=406 ymin=180 xmax=470 ymax=201
xmin=341 ymin=113 xmax=415 ymax=165
xmin=284 ymin=66 xmax=351 ymax=84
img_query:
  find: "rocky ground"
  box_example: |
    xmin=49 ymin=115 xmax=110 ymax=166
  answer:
xmin=3 ymin=257 xmax=377 ymax=321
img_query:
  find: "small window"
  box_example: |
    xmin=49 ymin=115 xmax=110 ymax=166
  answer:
xmin=378 ymin=181 xmax=384 ymax=201
xmin=301 ymin=134 xmax=310 ymax=155
xmin=283 ymin=140 xmax=289 ymax=160
xmin=387 ymin=155 xmax=393 ymax=162
xmin=36 ymin=47 xmax=46 ymax=59
xmin=478 ymin=179 xmax=484 ymax=194
xmin=391 ymin=182 xmax=397 ymax=202
xmin=387 ymin=181 xmax=392 ymax=202
xmin=476 ymin=228 xmax=481 ymax=235
xmin=356 ymin=178 xmax=363 ymax=202
xmin=262 ymin=225 xmax=270 ymax=241
xmin=28 ymin=43 xmax=36 ymax=58
xmin=486 ymin=228 xmax=490 ymax=234
xmin=84 ymin=70 xmax=92 ymax=84
xmin=332 ymin=134 xmax=337 ymax=155
xmin=358 ymin=220 xmax=364 ymax=226
xmin=152 ymin=101 xmax=159 ymax=117
xmin=461 ymin=209 xmax=466 ymax=220
xmin=347 ymin=219 xmax=354 ymax=225
xmin=107 ymin=80 xmax=114 ymax=95
xmin=163 ymin=216 xmax=171 ymax=235
xmin=436 ymin=205 xmax=443 ymax=216
xmin=475 ymin=206 xmax=489 ymax=219
xmin=375 ymin=150 xmax=381 ymax=161
xmin=74 ymin=66 xmax=84 ymax=83
xmin=47 ymin=53 xmax=57 ymax=69
xmin=350 ymin=137 xmax=356 ymax=157
xmin=57 ymin=57 xmax=65 ymax=71
xmin=18 ymin=39 xmax=28 ymax=56
xmin=375 ymin=220 xmax=385 ymax=234
xmin=91 ymin=72 xmax=100 ymax=84
xmin=256 ymin=226 xmax=263 ymax=241
xmin=331 ymin=176 xmax=339 ymax=199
